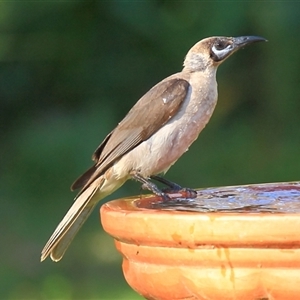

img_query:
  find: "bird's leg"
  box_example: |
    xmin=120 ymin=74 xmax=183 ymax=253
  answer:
xmin=150 ymin=175 xmax=183 ymax=190
xmin=151 ymin=175 xmax=197 ymax=198
xmin=131 ymin=171 xmax=171 ymax=201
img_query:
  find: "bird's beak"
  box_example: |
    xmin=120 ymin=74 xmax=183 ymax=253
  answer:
xmin=233 ymin=36 xmax=267 ymax=49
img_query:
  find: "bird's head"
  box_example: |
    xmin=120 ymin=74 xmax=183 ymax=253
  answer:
xmin=183 ymin=36 xmax=267 ymax=72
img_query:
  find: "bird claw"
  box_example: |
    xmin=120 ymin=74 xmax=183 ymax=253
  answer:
xmin=162 ymin=187 xmax=197 ymax=199
xmin=135 ymin=173 xmax=196 ymax=201
xmin=180 ymin=187 xmax=197 ymax=198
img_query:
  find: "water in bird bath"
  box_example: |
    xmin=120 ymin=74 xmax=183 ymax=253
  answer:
xmin=135 ymin=182 xmax=300 ymax=213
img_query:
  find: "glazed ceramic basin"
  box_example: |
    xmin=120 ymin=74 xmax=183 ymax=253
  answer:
xmin=101 ymin=182 xmax=300 ymax=300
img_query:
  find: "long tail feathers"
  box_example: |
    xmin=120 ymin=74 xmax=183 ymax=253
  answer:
xmin=41 ymin=182 xmax=101 ymax=262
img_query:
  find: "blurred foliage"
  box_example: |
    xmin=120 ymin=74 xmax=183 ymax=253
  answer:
xmin=1 ymin=1 xmax=300 ymax=299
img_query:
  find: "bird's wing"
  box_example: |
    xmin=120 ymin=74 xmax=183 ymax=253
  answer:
xmin=71 ymin=78 xmax=190 ymax=191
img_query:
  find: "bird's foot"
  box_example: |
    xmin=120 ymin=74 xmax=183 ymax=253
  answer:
xmin=172 ymin=187 xmax=197 ymax=198
xmin=151 ymin=175 xmax=197 ymax=198
xmin=132 ymin=172 xmax=172 ymax=201
xmin=132 ymin=172 xmax=197 ymax=201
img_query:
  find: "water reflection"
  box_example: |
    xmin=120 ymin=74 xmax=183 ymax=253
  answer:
xmin=139 ymin=182 xmax=300 ymax=213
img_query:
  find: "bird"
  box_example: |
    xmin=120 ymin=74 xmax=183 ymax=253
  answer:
xmin=41 ymin=35 xmax=266 ymax=262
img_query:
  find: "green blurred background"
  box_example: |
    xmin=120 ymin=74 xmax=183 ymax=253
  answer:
xmin=1 ymin=2 xmax=300 ymax=299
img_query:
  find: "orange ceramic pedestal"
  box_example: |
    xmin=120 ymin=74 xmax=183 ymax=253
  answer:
xmin=100 ymin=182 xmax=300 ymax=300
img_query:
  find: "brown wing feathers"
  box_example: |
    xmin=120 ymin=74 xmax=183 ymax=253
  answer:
xmin=71 ymin=78 xmax=189 ymax=191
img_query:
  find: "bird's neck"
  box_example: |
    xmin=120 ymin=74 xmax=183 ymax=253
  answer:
xmin=184 ymin=66 xmax=219 ymax=122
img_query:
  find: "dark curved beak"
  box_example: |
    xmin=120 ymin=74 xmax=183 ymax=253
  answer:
xmin=233 ymin=36 xmax=267 ymax=49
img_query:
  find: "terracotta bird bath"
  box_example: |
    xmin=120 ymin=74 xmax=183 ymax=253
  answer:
xmin=100 ymin=182 xmax=300 ymax=300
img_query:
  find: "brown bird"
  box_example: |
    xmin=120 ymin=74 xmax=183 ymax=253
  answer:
xmin=41 ymin=35 xmax=266 ymax=262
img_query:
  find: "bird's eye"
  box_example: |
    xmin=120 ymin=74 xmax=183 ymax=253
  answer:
xmin=214 ymin=41 xmax=229 ymax=50
xmin=210 ymin=39 xmax=234 ymax=62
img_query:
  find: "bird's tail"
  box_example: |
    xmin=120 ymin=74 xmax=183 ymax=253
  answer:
xmin=41 ymin=180 xmax=102 ymax=262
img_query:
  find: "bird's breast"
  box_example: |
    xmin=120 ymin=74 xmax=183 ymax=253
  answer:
xmin=114 ymin=72 xmax=218 ymax=178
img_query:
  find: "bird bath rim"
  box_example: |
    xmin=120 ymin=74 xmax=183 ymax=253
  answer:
xmin=101 ymin=181 xmax=300 ymax=249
